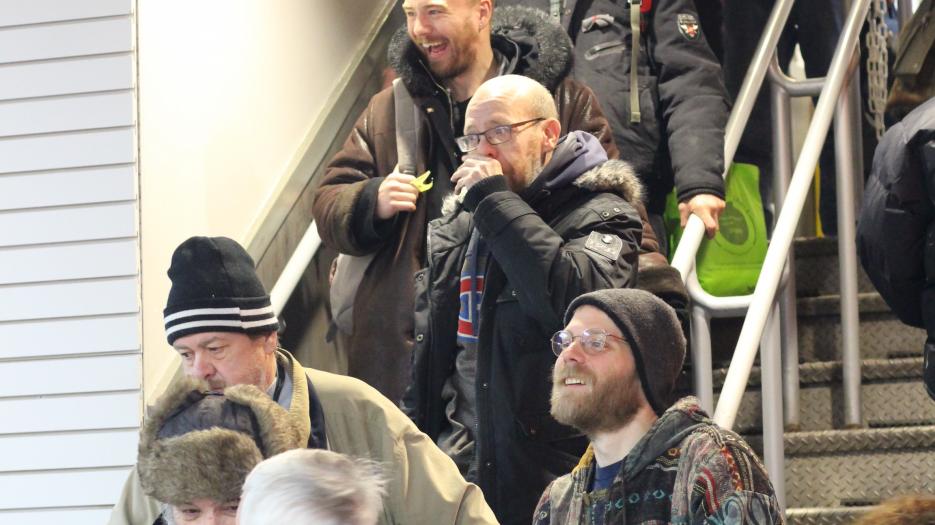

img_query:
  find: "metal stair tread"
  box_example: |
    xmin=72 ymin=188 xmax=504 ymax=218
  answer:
xmin=792 ymin=236 xmax=839 ymax=257
xmin=785 ymin=505 xmax=871 ymax=525
xmin=696 ymin=356 xmax=923 ymax=389
xmin=783 ymin=424 xmax=935 ymax=455
xmin=797 ymin=292 xmax=890 ymax=315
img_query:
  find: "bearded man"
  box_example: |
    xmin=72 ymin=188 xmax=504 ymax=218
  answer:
xmin=536 ymin=288 xmax=784 ymax=524
xmin=402 ymin=74 xmax=644 ymax=524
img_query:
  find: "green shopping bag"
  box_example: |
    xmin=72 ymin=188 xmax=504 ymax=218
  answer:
xmin=664 ymin=163 xmax=768 ymax=297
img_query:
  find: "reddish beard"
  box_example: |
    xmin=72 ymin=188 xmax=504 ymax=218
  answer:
xmin=550 ymin=361 xmax=644 ymax=435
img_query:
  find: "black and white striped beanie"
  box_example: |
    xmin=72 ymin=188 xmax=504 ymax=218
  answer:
xmin=164 ymin=236 xmax=279 ymax=344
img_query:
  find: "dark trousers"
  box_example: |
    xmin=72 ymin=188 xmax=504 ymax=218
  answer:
xmin=723 ymin=0 xmax=844 ymax=235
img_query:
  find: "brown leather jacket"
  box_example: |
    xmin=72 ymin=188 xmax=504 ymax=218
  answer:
xmin=313 ymin=6 xmax=679 ymax=402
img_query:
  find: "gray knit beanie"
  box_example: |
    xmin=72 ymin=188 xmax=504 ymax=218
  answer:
xmin=564 ymin=288 xmax=686 ymax=415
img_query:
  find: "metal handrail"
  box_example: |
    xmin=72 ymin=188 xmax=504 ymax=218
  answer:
xmin=713 ymin=0 xmax=871 ymax=429
xmin=270 ymin=225 xmax=322 ymax=316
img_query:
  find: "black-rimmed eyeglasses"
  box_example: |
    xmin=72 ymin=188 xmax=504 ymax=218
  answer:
xmin=455 ymin=118 xmax=545 ymax=153
xmin=551 ymin=328 xmax=627 ymax=357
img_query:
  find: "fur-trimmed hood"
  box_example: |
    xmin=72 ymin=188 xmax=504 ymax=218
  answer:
xmin=137 ymin=378 xmax=304 ymax=506
xmin=388 ymin=5 xmax=573 ymax=98
xmin=573 ymin=159 xmax=642 ymax=203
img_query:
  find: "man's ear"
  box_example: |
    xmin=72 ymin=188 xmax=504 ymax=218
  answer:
xmin=542 ymin=118 xmax=562 ymax=152
xmin=477 ymin=0 xmax=492 ymax=31
xmin=262 ymin=332 xmax=279 ymax=354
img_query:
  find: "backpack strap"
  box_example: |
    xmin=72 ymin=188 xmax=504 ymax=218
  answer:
xmin=393 ymin=78 xmax=422 ymax=176
xmin=629 ymin=0 xmax=642 ymax=123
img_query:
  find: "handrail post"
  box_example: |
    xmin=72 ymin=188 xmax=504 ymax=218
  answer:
xmin=691 ymin=303 xmax=715 ymax=413
xmin=769 ymin=58 xmax=801 ymax=429
xmin=714 ymin=0 xmax=872 ymax=430
xmin=761 ymin=302 xmax=786 ymax=510
xmin=834 ymin=55 xmax=864 ymax=428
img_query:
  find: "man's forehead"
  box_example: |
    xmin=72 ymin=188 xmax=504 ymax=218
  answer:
xmin=465 ymin=96 xmax=519 ymax=129
xmin=172 ymin=331 xmax=237 ymax=349
xmin=402 ymin=0 xmax=453 ymax=9
xmin=567 ymin=305 xmax=620 ymax=334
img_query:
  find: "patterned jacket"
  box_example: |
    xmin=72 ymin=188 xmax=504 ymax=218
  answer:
xmin=533 ymin=397 xmax=784 ymax=524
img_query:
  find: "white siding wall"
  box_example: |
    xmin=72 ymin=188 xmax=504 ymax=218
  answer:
xmin=0 ymin=1 xmax=139 ymax=523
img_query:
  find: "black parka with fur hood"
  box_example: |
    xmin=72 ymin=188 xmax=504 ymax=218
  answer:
xmin=404 ymin=131 xmax=644 ymax=525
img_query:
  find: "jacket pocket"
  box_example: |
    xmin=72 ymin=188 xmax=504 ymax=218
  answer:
xmin=584 ymin=39 xmax=627 ymax=61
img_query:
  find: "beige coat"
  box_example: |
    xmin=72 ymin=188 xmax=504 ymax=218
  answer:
xmin=107 ymin=352 xmax=498 ymax=525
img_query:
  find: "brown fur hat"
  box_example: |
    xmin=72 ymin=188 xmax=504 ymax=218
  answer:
xmin=137 ymin=377 xmax=304 ymax=505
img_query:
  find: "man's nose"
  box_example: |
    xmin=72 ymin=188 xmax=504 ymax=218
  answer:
xmin=410 ymin=13 xmax=430 ymax=38
xmin=191 ymin=353 xmax=215 ymax=379
xmin=559 ymin=339 xmax=586 ymax=364
xmin=475 ymin=137 xmax=498 ymax=159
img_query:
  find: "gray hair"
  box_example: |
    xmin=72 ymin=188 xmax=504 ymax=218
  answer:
xmin=238 ymin=449 xmax=387 ymax=525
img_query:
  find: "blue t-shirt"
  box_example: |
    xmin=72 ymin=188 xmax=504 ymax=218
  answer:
xmin=586 ymin=459 xmax=624 ymax=525
xmin=591 ymin=459 xmax=624 ymax=491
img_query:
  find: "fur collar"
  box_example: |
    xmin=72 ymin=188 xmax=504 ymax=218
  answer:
xmin=388 ymin=5 xmax=573 ymax=98
xmin=440 ymin=159 xmax=642 ymax=216
xmin=572 ymin=159 xmax=643 ymax=204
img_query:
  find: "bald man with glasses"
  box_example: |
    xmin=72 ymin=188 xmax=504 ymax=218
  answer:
xmin=402 ymin=74 xmax=645 ymax=525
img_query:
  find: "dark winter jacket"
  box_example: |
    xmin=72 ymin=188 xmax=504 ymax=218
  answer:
xmin=405 ymin=132 xmax=644 ymax=524
xmin=313 ymin=6 xmax=627 ymax=402
xmin=533 ymin=397 xmax=784 ymax=524
xmin=857 ymin=97 xmax=935 ymax=328
xmin=499 ymin=0 xmax=729 ymax=213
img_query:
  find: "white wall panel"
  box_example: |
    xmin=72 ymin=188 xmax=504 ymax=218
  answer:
xmin=0 ymin=354 xmax=139 ymax=397
xmin=0 ymin=392 xmax=139 ymax=435
xmin=0 ymin=430 xmax=136 ymax=472
xmin=1 ymin=315 xmax=139 ymax=360
xmin=0 ymin=127 xmax=134 ymax=174
xmin=0 ymin=0 xmax=130 ymax=28
xmin=0 ymin=17 xmax=132 ymax=64
xmin=0 ymin=468 xmax=132 ymax=509
xmin=0 ymin=277 xmax=138 ymax=323
xmin=0 ymin=165 xmax=134 ymax=211
xmin=0 ymin=91 xmax=133 ymax=138
xmin=0 ymin=238 xmax=137 ymax=285
xmin=0 ymin=1 xmax=142 ymax=518
xmin=0 ymin=508 xmax=113 ymax=525
xmin=0 ymin=54 xmax=132 ymax=101
xmin=0 ymin=202 xmax=135 ymax=248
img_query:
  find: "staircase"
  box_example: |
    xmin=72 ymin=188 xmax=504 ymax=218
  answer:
xmin=699 ymin=237 xmax=935 ymax=524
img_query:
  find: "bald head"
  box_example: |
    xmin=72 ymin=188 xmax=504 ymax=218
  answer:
xmin=468 ymin=75 xmax=559 ymax=122
xmin=462 ymin=75 xmax=562 ymax=192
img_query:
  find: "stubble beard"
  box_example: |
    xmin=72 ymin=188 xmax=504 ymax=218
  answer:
xmin=550 ymin=362 xmax=644 ymax=435
xmin=422 ymin=21 xmax=479 ymax=81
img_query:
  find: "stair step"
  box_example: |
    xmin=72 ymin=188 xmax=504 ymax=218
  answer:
xmin=680 ymin=358 xmax=935 ymax=432
xmin=797 ymin=293 xmax=925 ymax=361
xmin=785 ymin=506 xmax=871 ymax=525
xmin=794 ymin=236 xmax=875 ymax=297
xmin=781 ymin=426 xmax=935 ymax=508
xmin=707 ymin=292 xmax=924 ymax=364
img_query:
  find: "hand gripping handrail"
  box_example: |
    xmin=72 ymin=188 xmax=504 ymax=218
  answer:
xmin=669 ymin=0 xmax=797 ymax=279
xmin=713 ymin=0 xmax=872 ymax=430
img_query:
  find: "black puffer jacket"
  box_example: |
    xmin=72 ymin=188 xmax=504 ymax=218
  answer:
xmin=405 ymin=133 xmax=644 ymax=524
xmin=499 ymin=0 xmax=729 ymax=212
xmin=858 ymin=97 xmax=935 ymax=328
